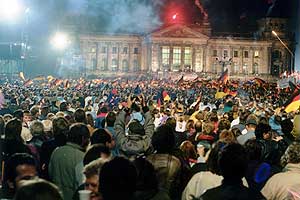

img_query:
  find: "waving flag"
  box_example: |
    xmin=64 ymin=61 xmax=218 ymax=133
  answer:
xmin=218 ymin=69 xmax=229 ymax=84
xmin=24 ymin=79 xmax=33 ymax=87
xmin=285 ymin=90 xmax=300 ymax=113
xmin=19 ymin=72 xmax=25 ymax=81
xmin=162 ymin=90 xmax=171 ymax=102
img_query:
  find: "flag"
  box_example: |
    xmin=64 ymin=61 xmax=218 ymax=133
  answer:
xmin=253 ymin=78 xmax=266 ymax=87
xmin=162 ymin=90 xmax=171 ymax=102
xmin=64 ymin=80 xmax=70 ymax=89
xmin=51 ymin=79 xmax=63 ymax=87
xmin=218 ymin=69 xmax=229 ymax=84
xmin=215 ymin=91 xmax=228 ymax=99
xmin=177 ymin=76 xmax=184 ymax=85
xmin=33 ymin=75 xmax=45 ymax=81
xmin=24 ymin=79 xmax=33 ymax=87
xmin=47 ymin=75 xmax=54 ymax=83
xmin=19 ymin=72 xmax=25 ymax=81
xmin=289 ymin=81 xmax=299 ymax=94
xmin=285 ymin=91 xmax=300 ymax=113
xmin=229 ymin=90 xmax=238 ymax=97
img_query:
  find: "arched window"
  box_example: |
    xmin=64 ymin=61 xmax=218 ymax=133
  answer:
xmin=133 ymin=60 xmax=140 ymax=72
xmin=101 ymin=58 xmax=107 ymax=71
xmin=111 ymin=59 xmax=118 ymax=71
xmin=253 ymin=63 xmax=259 ymax=74
xmin=122 ymin=59 xmax=129 ymax=72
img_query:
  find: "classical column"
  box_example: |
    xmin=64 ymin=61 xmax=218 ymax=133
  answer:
xmin=107 ymin=42 xmax=112 ymax=71
xmin=117 ymin=43 xmax=121 ymax=72
xmin=169 ymin=46 xmax=173 ymax=71
xmin=192 ymin=45 xmax=196 ymax=72
xmin=181 ymin=46 xmax=185 ymax=71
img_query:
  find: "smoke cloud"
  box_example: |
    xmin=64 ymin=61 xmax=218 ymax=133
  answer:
xmin=67 ymin=0 xmax=165 ymax=34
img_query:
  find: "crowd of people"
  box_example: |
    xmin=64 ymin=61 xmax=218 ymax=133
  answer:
xmin=0 ymin=75 xmax=300 ymax=200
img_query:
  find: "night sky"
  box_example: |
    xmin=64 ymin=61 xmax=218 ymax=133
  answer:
xmin=0 ymin=0 xmax=298 ymax=75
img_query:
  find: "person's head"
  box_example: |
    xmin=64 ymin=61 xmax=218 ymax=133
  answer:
xmin=4 ymin=153 xmax=37 ymax=191
xmin=100 ymin=157 xmax=137 ymax=200
xmin=219 ymin=130 xmax=236 ymax=143
xmin=86 ymin=113 xmax=94 ymax=127
xmin=13 ymin=110 xmax=24 ymax=121
xmin=180 ymin=140 xmax=197 ymax=160
xmin=218 ymin=119 xmax=231 ymax=132
xmin=83 ymin=144 xmax=111 ymax=166
xmin=14 ymin=179 xmax=62 ymax=200
xmin=255 ymin=123 xmax=271 ymax=140
xmin=244 ymin=139 xmax=262 ymax=161
xmin=90 ymin=128 xmax=114 ymax=149
xmin=245 ymin=119 xmax=257 ymax=131
xmin=30 ymin=106 xmax=40 ymax=120
xmin=231 ymin=127 xmax=242 ymax=138
xmin=195 ymin=120 xmax=202 ymax=133
xmin=83 ymin=158 xmax=110 ymax=199
xmin=165 ymin=117 xmax=176 ymax=131
xmin=68 ymin=123 xmax=90 ymax=149
xmin=23 ymin=110 xmax=32 ymax=124
xmin=105 ymin=112 xmax=116 ymax=127
xmin=281 ymin=142 xmax=300 ymax=167
xmin=5 ymin=118 xmax=22 ymax=141
xmin=0 ymin=115 xmax=5 ymax=136
xmin=59 ymin=102 xmax=68 ymax=112
xmin=218 ymin=143 xmax=248 ymax=180
xmin=3 ymin=114 xmax=13 ymax=123
xmin=29 ymin=120 xmax=44 ymax=137
xmin=74 ymin=108 xmax=87 ymax=124
xmin=202 ymin=122 xmax=215 ymax=135
xmin=151 ymin=124 xmax=175 ymax=153
xmin=206 ymin=141 xmax=230 ymax=175
xmin=133 ymin=157 xmax=158 ymax=191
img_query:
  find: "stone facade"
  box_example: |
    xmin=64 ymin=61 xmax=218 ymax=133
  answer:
xmin=79 ymin=18 xmax=293 ymax=76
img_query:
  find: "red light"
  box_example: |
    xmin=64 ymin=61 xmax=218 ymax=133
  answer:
xmin=172 ymin=13 xmax=177 ymax=20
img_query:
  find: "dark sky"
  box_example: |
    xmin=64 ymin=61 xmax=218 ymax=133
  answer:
xmin=0 ymin=0 xmax=297 ymax=75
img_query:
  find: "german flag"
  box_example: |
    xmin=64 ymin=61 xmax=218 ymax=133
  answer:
xmin=19 ymin=72 xmax=25 ymax=81
xmin=177 ymin=76 xmax=184 ymax=85
xmin=24 ymin=79 xmax=33 ymax=87
xmin=162 ymin=90 xmax=170 ymax=102
xmin=64 ymin=80 xmax=70 ymax=89
xmin=253 ymin=78 xmax=266 ymax=87
xmin=218 ymin=69 xmax=229 ymax=84
xmin=33 ymin=75 xmax=45 ymax=81
xmin=285 ymin=90 xmax=300 ymax=113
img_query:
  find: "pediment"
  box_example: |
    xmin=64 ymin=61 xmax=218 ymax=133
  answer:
xmin=150 ymin=24 xmax=209 ymax=39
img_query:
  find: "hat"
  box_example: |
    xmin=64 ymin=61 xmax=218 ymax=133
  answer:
xmin=128 ymin=120 xmax=145 ymax=135
xmin=246 ymin=119 xmax=257 ymax=126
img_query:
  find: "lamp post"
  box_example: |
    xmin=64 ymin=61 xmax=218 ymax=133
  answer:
xmin=272 ymin=30 xmax=295 ymax=73
xmin=216 ymin=54 xmax=232 ymax=73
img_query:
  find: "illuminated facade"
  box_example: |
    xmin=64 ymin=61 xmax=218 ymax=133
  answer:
xmin=79 ymin=18 xmax=294 ymax=76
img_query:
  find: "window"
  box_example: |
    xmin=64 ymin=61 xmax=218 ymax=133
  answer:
xmin=173 ymin=47 xmax=181 ymax=68
xmin=133 ymin=60 xmax=140 ymax=71
xmin=213 ymin=50 xmax=218 ymax=57
xmin=122 ymin=59 xmax=129 ymax=72
xmin=184 ymin=47 xmax=191 ymax=66
xmin=254 ymin=51 xmax=259 ymax=58
xmin=101 ymin=58 xmax=107 ymax=71
xmin=234 ymin=51 xmax=238 ymax=57
xmin=112 ymin=47 xmax=117 ymax=54
xmin=162 ymin=46 xmax=170 ymax=66
xmin=134 ymin=48 xmax=138 ymax=54
xmin=233 ymin=63 xmax=239 ymax=74
xmin=101 ymin=47 xmax=107 ymax=53
xmin=123 ymin=47 xmax=128 ymax=54
xmin=244 ymin=51 xmax=249 ymax=58
xmin=112 ymin=59 xmax=118 ymax=71
xmin=223 ymin=50 xmax=228 ymax=57
xmin=91 ymin=47 xmax=96 ymax=53
xmin=92 ymin=58 xmax=97 ymax=70
xmin=243 ymin=63 xmax=248 ymax=74
xmin=253 ymin=63 xmax=259 ymax=74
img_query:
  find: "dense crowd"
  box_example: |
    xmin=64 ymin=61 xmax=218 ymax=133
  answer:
xmin=0 ymin=75 xmax=300 ymax=200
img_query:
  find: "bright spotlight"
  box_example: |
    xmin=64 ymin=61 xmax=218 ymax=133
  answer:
xmin=51 ymin=32 xmax=70 ymax=50
xmin=0 ymin=0 xmax=23 ymax=21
